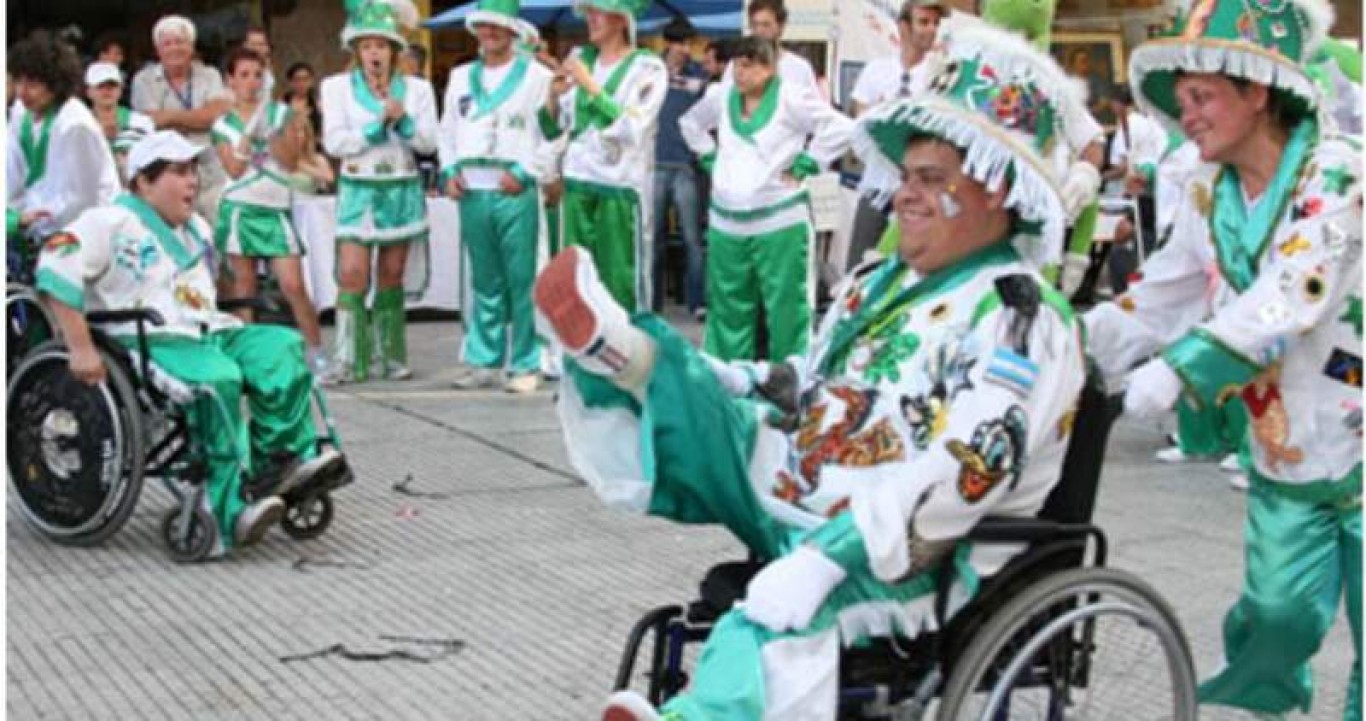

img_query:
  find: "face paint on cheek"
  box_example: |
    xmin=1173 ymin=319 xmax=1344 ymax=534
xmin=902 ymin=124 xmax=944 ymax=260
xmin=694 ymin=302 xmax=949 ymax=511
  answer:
xmin=939 ymin=186 xmax=961 ymax=218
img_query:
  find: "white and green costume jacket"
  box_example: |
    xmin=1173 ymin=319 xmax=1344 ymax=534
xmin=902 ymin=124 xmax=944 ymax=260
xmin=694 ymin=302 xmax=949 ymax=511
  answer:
xmin=9 ymin=98 xmax=121 ymax=230
xmin=1088 ymin=131 xmax=1363 ymax=489
xmin=34 ymin=195 xmax=239 ymax=339
xmin=210 ymin=102 xmax=296 ymax=211
xmin=438 ymin=54 xmax=555 ymax=190
xmin=543 ymin=48 xmax=668 ymax=192
xmin=679 ymin=76 xmax=852 ymax=233
xmin=320 ymin=70 xmax=439 ymax=184
xmin=563 ymin=240 xmax=1086 ymax=620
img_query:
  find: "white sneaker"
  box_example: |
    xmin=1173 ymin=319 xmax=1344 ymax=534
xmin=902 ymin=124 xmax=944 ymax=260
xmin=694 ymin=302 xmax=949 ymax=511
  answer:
xmin=234 ymin=496 xmax=285 ymax=547
xmin=534 ymin=247 xmax=634 ymax=375
xmin=452 ymin=367 xmax=500 ymax=389
xmin=382 ymin=361 xmax=413 ymax=381
xmin=1219 ymin=454 xmax=1242 ymax=473
xmin=281 ymin=446 xmax=347 ymax=496
xmin=602 ymin=691 xmax=660 ymax=721
xmin=1228 ymin=473 xmax=1250 ymax=491
xmin=504 ymin=373 xmax=539 ymax=395
xmin=1155 ymin=446 xmax=1190 ymax=463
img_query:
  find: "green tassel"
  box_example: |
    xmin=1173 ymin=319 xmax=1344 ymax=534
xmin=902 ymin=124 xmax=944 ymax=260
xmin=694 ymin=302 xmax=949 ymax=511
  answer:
xmin=373 ymin=287 xmax=407 ymax=369
xmin=336 ymin=291 xmax=372 ymax=382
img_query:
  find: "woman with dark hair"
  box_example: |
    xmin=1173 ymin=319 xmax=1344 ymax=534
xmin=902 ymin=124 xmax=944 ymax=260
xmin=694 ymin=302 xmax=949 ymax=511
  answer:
xmin=7 ymin=30 xmax=120 ymax=234
xmin=1086 ymin=0 xmax=1361 ymax=716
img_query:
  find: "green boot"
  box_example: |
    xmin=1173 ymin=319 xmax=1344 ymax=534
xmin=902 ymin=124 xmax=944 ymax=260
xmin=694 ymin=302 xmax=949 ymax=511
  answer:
xmin=373 ymin=287 xmax=411 ymax=380
xmin=332 ymin=291 xmax=372 ymax=383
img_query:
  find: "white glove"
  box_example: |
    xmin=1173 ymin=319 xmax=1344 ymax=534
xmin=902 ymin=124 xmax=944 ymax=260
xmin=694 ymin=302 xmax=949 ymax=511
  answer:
xmin=702 ymin=354 xmax=764 ymax=397
xmin=1060 ymin=161 xmax=1101 ymax=221
xmin=1123 ymin=358 xmax=1183 ymax=420
xmin=743 ymin=546 xmax=847 ymax=632
xmin=1059 ymin=252 xmax=1090 ymax=295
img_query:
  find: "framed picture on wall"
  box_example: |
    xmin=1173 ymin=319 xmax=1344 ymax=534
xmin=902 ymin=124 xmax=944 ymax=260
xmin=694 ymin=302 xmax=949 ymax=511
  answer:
xmin=837 ymin=60 xmax=865 ymax=113
xmin=1050 ymin=31 xmax=1125 ymax=125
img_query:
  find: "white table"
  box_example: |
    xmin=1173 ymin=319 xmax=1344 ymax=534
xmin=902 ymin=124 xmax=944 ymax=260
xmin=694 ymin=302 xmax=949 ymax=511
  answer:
xmin=293 ymin=195 xmax=463 ymax=311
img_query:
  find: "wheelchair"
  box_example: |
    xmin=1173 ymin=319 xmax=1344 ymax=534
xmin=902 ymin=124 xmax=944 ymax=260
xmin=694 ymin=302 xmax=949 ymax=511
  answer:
xmin=7 ymin=226 xmax=58 ymax=374
xmin=7 ymin=301 xmax=351 ymax=562
xmin=612 ymin=372 xmax=1199 ymax=720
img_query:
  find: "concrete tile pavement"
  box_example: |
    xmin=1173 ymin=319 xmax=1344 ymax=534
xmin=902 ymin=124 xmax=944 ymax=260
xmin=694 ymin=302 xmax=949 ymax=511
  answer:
xmin=6 ymin=317 xmax=1354 ymax=719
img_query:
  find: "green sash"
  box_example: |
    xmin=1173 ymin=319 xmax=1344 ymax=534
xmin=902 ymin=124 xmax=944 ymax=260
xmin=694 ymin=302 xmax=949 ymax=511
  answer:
xmin=20 ymin=107 xmax=54 ymax=187
xmin=470 ymin=54 xmax=530 ymax=120
xmin=116 ymin=194 xmax=205 ymax=271
xmin=727 ymin=76 xmax=780 ymax=143
xmin=1209 ymin=120 xmax=1316 ymax=292
xmin=571 ymin=48 xmax=650 ymax=139
xmin=350 ymin=68 xmax=407 ymax=115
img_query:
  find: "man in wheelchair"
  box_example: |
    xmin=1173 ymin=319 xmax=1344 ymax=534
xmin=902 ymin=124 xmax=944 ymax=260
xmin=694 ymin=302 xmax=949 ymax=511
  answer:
xmin=32 ymin=130 xmax=351 ymax=556
xmin=534 ymin=20 xmax=1092 ymax=721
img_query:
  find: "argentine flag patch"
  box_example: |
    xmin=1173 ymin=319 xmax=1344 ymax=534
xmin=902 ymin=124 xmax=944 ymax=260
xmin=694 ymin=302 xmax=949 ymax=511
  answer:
xmin=985 ymin=349 xmax=1037 ymax=398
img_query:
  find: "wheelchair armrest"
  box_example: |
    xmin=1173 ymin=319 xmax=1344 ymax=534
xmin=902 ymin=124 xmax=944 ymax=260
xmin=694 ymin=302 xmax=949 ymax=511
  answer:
xmin=217 ymin=296 xmax=276 ymax=313
xmin=967 ymin=516 xmax=1098 ymax=544
xmin=87 ymin=308 xmax=166 ymax=326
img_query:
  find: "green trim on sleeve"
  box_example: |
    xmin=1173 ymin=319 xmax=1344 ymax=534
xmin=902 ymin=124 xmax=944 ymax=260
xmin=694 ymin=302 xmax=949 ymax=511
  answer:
xmin=586 ymin=93 xmax=623 ymax=130
xmin=1161 ymin=327 xmax=1263 ymax=411
xmin=788 ymin=152 xmax=821 ymax=181
xmin=362 ymin=120 xmax=388 ymax=145
xmin=394 ymin=115 xmax=416 ymax=140
xmin=698 ymin=151 xmax=716 ymax=175
xmin=1136 ymin=162 xmax=1156 ymax=183
xmin=509 ymin=163 xmax=535 ymax=187
xmin=35 ymin=268 xmax=84 ymax=311
xmin=7 ymin=208 xmax=20 ymax=240
xmin=537 ymin=107 xmax=564 ymax=140
xmin=803 ymin=512 xmax=869 ymax=573
xmin=439 ymin=164 xmax=458 ymax=187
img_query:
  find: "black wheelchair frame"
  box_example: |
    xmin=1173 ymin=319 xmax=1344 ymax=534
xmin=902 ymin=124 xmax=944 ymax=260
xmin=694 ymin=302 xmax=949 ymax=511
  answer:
xmin=611 ymin=373 xmax=1199 ymax=719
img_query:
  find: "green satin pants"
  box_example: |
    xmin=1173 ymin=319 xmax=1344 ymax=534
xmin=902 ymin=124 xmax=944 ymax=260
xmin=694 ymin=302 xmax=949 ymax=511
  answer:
xmin=458 ymin=189 xmax=541 ymax=374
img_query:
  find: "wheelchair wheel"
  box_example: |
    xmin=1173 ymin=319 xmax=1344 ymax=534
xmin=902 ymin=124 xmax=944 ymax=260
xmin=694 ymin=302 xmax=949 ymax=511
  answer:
xmin=281 ymin=493 xmax=333 ymax=540
xmin=936 ymin=567 xmax=1197 ymax=721
xmin=7 ymin=341 xmax=146 ymax=545
xmin=7 ymin=283 xmax=56 ymax=373
xmin=161 ymin=506 xmax=218 ymax=562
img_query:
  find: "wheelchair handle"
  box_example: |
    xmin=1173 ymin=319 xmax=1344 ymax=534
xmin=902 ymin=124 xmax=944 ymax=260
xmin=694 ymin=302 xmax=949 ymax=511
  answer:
xmin=87 ymin=309 xmax=167 ymax=326
xmin=87 ymin=309 xmax=165 ymax=386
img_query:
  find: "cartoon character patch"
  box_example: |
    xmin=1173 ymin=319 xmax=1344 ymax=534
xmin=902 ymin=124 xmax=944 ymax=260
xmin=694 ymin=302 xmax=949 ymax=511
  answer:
xmin=1291 ymin=197 xmax=1323 ymax=221
xmin=793 ymin=385 xmax=907 ymax=488
xmin=173 ymin=283 xmax=209 ymax=311
xmin=900 ymin=340 xmax=978 ymax=449
xmin=948 ymin=405 xmax=1029 ymax=504
xmin=1241 ymin=365 xmax=1304 ymax=471
xmin=42 ymin=234 xmax=80 ymax=257
xmin=1277 ymin=234 xmax=1313 ymax=257
xmin=114 ymin=234 xmax=159 ymax=281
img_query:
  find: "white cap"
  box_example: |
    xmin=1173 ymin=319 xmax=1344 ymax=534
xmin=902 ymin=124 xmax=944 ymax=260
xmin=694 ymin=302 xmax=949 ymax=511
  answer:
xmin=126 ymin=131 xmax=207 ymax=179
xmin=85 ymin=62 xmax=124 ymax=87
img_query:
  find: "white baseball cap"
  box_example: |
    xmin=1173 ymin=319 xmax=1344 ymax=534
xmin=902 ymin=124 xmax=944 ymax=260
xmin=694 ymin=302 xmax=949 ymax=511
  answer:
xmin=126 ymin=131 xmax=207 ymax=179
xmin=85 ymin=62 xmax=124 ymax=87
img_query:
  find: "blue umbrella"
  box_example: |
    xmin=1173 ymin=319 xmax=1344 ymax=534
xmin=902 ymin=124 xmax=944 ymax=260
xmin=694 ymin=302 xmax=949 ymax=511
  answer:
xmin=425 ymin=0 xmax=742 ymax=34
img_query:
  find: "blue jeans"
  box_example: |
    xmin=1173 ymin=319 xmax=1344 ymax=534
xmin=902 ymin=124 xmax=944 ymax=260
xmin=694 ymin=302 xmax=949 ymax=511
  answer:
xmin=652 ymin=164 xmax=704 ymax=313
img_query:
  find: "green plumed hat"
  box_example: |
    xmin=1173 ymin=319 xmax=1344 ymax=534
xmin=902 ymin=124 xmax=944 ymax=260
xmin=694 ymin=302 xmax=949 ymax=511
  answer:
xmin=574 ymin=0 xmax=651 ymax=43
xmin=854 ymin=15 xmax=1091 ymax=267
xmin=1129 ymin=0 xmax=1335 ymax=130
xmin=341 ymin=0 xmax=420 ymax=49
xmin=467 ymin=0 xmax=523 ymax=34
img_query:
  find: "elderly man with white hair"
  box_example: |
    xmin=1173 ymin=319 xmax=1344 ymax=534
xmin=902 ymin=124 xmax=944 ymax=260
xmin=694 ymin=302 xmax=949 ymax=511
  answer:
xmin=130 ymin=15 xmax=233 ymax=222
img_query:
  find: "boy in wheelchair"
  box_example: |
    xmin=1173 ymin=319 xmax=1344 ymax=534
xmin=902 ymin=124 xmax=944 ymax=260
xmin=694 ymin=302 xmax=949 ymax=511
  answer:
xmin=534 ymin=20 xmax=1093 ymax=721
xmin=32 ymin=130 xmax=352 ymax=556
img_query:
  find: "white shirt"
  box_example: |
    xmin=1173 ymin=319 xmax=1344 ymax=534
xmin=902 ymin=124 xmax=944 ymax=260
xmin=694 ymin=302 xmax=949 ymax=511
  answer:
xmin=9 ymin=98 xmax=120 ymax=230
xmin=321 ymin=71 xmax=440 ymax=181
xmin=554 ymin=49 xmax=669 ymax=191
xmin=850 ymin=55 xmax=929 ymax=112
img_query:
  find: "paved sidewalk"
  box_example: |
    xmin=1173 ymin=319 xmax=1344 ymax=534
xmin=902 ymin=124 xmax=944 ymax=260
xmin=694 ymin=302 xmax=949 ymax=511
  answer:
xmin=7 ymin=317 xmax=1354 ymax=719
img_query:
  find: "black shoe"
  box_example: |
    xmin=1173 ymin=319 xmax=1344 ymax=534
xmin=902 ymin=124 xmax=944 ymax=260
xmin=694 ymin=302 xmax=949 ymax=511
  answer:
xmin=242 ymin=452 xmax=302 ymax=502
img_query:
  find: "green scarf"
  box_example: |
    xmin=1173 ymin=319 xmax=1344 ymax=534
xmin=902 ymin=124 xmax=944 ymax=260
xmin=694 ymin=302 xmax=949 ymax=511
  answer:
xmin=20 ymin=106 xmax=55 ymax=187
xmin=571 ymin=47 xmax=649 ymax=139
xmin=820 ymin=241 xmax=1020 ymax=376
xmin=1209 ymin=120 xmax=1317 ymax=292
xmin=116 ymin=194 xmax=205 ymax=271
xmin=350 ymin=68 xmax=407 ymax=115
xmin=727 ymin=76 xmax=780 ymax=143
xmin=470 ymin=54 xmax=530 ymax=120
